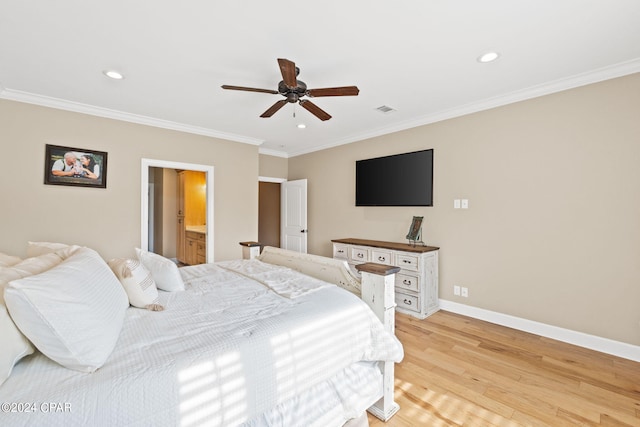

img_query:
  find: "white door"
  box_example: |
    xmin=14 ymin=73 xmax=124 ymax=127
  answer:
xmin=281 ymin=179 xmax=308 ymax=253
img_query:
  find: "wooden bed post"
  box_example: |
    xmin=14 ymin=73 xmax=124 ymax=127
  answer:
xmin=239 ymin=241 xmax=261 ymax=259
xmin=356 ymin=263 xmax=401 ymax=422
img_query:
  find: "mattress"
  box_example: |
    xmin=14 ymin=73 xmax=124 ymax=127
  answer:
xmin=0 ymin=260 xmax=403 ymax=426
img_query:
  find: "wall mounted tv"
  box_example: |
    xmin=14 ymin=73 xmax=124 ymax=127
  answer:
xmin=356 ymin=149 xmax=433 ymax=207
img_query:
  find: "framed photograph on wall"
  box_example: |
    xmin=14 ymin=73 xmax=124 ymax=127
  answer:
xmin=44 ymin=144 xmax=108 ymax=189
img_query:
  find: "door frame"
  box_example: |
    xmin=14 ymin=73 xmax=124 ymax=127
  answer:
xmin=141 ymin=159 xmax=214 ymax=263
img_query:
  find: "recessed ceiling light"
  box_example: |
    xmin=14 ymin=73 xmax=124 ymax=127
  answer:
xmin=297 ymin=123 xmax=306 ymax=129
xmin=103 ymin=70 xmax=124 ymax=80
xmin=477 ymin=52 xmax=500 ymax=63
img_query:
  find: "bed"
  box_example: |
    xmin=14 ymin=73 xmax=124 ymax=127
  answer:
xmin=0 ymin=244 xmax=403 ymax=427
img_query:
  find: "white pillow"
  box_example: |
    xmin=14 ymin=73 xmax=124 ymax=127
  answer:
xmin=0 ymin=252 xmax=21 ymax=268
xmin=5 ymin=247 xmax=129 ymax=372
xmin=108 ymin=258 xmax=161 ymax=309
xmin=26 ymin=241 xmax=78 ymax=258
xmin=0 ymin=251 xmax=69 ymax=385
xmin=135 ymin=248 xmax=185 ymax=292
xmin=0 ymin=307 xmax=33 ymax=385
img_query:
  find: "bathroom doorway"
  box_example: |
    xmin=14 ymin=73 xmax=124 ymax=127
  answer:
xmin=141 ymin=159 xmax=214 ymax=263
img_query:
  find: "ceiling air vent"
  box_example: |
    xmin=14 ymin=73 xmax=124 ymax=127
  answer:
xmin=375 ymin=105 xmax=396 ymax=114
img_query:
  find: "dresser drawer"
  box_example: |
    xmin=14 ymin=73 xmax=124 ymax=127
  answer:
xmin=396 ymin=272 xmax=420 ymax=292
xmin=396 ymin=253 xmax=419 ymax=271
xmin=349 ymin=246 xmax=370 ymax=263
xmin=333 ymin=244 xmax=348 ymax=260
xmin=371 ymin=249 xmax=393 ymax=265
xmin=395 ymin=292 xmax=420 ymax=313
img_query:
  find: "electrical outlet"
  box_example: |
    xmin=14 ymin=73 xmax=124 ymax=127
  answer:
xmin=461 ymin=199 xmax=469 ymax=209
xmin=461 ymin=287 xmax=469 ymax=297
xmin=453 ymin=285 xmax=461 ymax=296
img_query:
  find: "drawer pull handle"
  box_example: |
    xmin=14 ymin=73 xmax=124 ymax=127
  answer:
xmin=338 ymin=250 xmax=344 ymax=253
xmin=403 ymin=260 xmax=412 ymax=264
xmin=404 ymin=299 xmax=412 ymax=305
xmin=378 ymin=256 xmax=386 ymax=262
xmin=403 ymin=279 xmax=412 ymax=285
xmin=357 ymin=253 xmax=364 ymax=258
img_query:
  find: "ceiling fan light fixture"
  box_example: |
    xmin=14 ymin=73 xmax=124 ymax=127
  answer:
xmin=103 ymin=69 xmax=124 ymax=80
xmin=477 ymin=52 xmax=500 ymax=63
xmin=222 ymin=58 xmax=359 ymax=121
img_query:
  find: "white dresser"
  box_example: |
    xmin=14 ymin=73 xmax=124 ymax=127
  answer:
xmin=332 ymin=238 xmax=439 ymax=319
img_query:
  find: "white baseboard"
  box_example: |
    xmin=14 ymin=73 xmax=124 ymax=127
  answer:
xmin=439 ymin=299 xmax=640 ymax=362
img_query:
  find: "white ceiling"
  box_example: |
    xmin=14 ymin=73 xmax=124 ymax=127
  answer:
xmin=1 ymin=1 xmax=639 ymax=158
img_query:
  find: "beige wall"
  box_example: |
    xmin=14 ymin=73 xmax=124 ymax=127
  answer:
xmin=289 ymin=73 xmax=640 ymax=346
xmin=0 ymin=99 xmax=258 ymax=261
xmin=259 ymin=154 xmax=288 ymax=179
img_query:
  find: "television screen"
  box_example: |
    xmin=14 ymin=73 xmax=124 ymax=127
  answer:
xmin=356 ymin=149 xmax=433 ymax=206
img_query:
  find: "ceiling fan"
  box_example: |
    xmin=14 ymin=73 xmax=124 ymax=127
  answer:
xmin=221 ymin=58 xmax=359 ymax=121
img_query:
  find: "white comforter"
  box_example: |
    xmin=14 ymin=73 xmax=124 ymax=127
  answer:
xmin=0 ymin=260 xmax=403 ymax=427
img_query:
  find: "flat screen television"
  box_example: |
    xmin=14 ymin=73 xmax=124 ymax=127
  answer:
xmin=356 ymin=149 xmax=433 ymax=206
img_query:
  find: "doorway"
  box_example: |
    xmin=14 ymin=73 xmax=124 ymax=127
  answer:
xmin=141 ymin=159 xmax=214 ymax=263
xmin=258 ymin=177 xmax=308 ymax=253
xmin=259 ymin=181 xmax=281 ymax=248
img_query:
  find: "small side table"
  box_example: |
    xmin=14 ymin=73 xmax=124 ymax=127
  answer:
xmin=239 ymin=241 xmax=261 ymax=259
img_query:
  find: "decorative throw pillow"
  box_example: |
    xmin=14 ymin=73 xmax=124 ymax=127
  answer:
xmin=0 ymin=252 xmax=21 ymax=268
xmin=0 ymin=250 xmax=70 ymax=385
xmin=5 ymin=247 xmax=129 ymax=372
xmin=135 ymin=248 xmax=185 ymax=292
xmin=108 ymin=258 xmax=163 ymax=310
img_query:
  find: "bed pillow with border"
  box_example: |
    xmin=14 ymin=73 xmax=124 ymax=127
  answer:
xmin=5 ymin=247 xmax=129 ymax=372
xmin=0 ymin=250 xmax=72 ymax=385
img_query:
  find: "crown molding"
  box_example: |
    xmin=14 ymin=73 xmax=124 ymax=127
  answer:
xmin=3 ymin=58 xmax=639 ymax=158
xmin=286 ymin=59 xmax=640 ymax=157
xmin=258 ymin=147 xmax=289 ymax=158
xmin=0 ymin=88 xmax=264 ymax=146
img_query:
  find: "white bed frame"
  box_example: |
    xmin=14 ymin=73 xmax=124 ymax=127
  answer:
xmin=242 ymin=245 xmax=401 ymax=422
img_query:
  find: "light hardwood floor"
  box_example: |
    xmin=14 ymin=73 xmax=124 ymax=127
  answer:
xmin=368 ymin=311 xmax=640 ymax=427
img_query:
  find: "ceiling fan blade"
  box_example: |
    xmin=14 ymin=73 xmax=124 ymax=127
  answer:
xmin=260 ymin=100 xmax=288 ymax=118
xmin=299 ymin=100 xmax=332 ymax=121
xmin=221 ymin=85 xmax=279 ymax=95
xmin=277 ymin=58 xmax=297 ymax=88
xmin=307 ymin=86 xmax=360 ymax=97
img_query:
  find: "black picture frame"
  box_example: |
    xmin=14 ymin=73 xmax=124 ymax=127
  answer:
xmin=44 ymin=144 xmax=108 ymax=189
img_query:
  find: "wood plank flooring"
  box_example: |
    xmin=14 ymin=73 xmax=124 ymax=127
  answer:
xmin=368 ymin=311 xmax=640 ymax=426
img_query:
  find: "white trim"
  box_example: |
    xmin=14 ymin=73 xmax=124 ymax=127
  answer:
xmin=285 ymin=59 xmax=640 ymax=157
xmin=258 ymin=147 xmax=289 ymax=158
xmin=141 ymin=159 xmax=214 ymax=263
xmin=0 ymin=88 xmax=263 ymax=146
xmin=258 ymin=176 xmax=287 ymax=183
xmin=439 ymin=299 xmax=640 ymax=362
xmin=3 ymin=59 xmax=639 ymax=158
